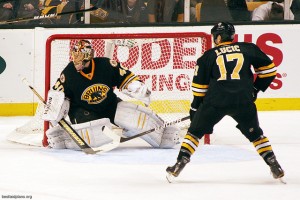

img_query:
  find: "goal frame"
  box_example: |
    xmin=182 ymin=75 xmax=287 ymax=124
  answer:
xmin=44 ymin=32 xmax=212 ymax=146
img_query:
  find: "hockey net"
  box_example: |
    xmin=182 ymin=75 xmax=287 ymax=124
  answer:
xmin=7 ymin=32 xmax=212 ymax=147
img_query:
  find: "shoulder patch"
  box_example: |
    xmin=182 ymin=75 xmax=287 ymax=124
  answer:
xmin=60 ymin=74 xmax=66 ymax=83
xmin=109 ymin=59 xmax=118 ymax=67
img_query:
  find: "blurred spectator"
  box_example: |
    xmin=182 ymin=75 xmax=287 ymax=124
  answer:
xmin=200 ymin=0 xmax=232 ymax=22
xmin=200 ymin=0 xmax=250 ymax=22
xmin=40 ymin=0 xmax=82 ymax=24
xmin=291 ymin=0 xmax=300 ymax=20
xmin=147 ymin=0 xmax=184 ymax=23
xmin=123 ymin=0 xmax=148 ymax=23
xmin=227 ymin=0 xmax=251 ymax=21
xmin=190 ymin=0 xmax=202 ymax=22
xmin=0 ymin=0 xmax=16 ymax=21
xmin=251 ymin=1 xmax=284 ymax=21
xmin=92 ymin=0 xmax=125 ymax=23
xmin=15 ymin=0 xmax=40 ymax=24
xmin=91 ymin=0 xmax=148 ymax=23
xmin=38 ymin=0 xmax=59 ymax=24
xmin=57 ymin=0 xmax=82 ymax=24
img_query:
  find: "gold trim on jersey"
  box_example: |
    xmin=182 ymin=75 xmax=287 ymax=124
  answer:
xmin=255 ymin=63 xmax=277 ymax=78
xmin=191 ymin=82 xmax=208 ymax=97
xmin=255 ymin=63 xmax=276 ymax=72
xmin=80 ymin=59 xmax=95 ymax=80
xmin=257 ymin=71 xmax=277 ymax=78
xmin=216 ymin=41 xmax=233 ymax=46
xmin=119 ymin=72 xmax=139 ymax=90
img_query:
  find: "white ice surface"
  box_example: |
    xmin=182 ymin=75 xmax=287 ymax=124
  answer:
xmin=0 ymin=111 xmax=300 ymax=200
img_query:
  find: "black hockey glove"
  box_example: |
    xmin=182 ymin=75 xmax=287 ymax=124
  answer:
xmin=252 ymin=87 xmax=260 ymax=102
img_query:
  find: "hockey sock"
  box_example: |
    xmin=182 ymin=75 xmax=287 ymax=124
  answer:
xmin=252 ymin=136 xmax=275 ymax=165
xmin=177 ymin=132 xmax=200 ymax=160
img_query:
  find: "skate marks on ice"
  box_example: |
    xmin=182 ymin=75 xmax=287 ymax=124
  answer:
xmin=36 ymin=143 xmax=259 ymax=165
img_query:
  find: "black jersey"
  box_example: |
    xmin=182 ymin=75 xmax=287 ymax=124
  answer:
xmin=52 ymin=57 xmax=139 ymax=118
xmin=192 ymin=41 xmax=277 ymax=107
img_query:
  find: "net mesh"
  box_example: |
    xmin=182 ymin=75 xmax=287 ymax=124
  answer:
xmin=7 ymin=32 xmax=211 ymax=147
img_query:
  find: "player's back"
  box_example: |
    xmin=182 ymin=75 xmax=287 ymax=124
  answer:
xmin=197 ymin=41 xmax=273 ymax=107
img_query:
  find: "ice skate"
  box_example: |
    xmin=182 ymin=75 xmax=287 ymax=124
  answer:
xmin=166 ymin=156 xmax=190 ymax=183
xmin=267 ymin=155 xmax=285 ymax=183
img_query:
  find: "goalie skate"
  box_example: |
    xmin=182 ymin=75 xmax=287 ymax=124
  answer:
xmin=166 ymin=156 xmax=190 ymax=183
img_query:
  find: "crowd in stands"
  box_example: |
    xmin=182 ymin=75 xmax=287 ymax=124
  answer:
xmin=251 ymin=0 xmax=285 ymax=21
xmin=0 ymin=0 xmax=298 ymax=25
xmin=0 ymin=0 xmax=40 ymax=23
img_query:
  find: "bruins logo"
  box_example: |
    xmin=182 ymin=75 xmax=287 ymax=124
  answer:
xmin=81 ymin=84 xmax=110 ymax=104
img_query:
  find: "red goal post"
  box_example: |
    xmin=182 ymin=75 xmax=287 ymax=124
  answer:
xmin=9 ymin=32 xmax=212 ymax=147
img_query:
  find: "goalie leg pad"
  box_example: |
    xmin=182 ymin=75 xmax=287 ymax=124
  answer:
xmin=114 ymin=101 xmax=163 ymax=147
xmin=46 ymin=125 xmax=68 ymax=149
xmin=46 ymin=118 xmax=115 ymax=150
xmin=70 ymin=118 xmax=114 ymax=149
xmin=160 ymin=125 xmax=181 ymax=148
xmin=114 ymin=101 xmax=180 ymax=148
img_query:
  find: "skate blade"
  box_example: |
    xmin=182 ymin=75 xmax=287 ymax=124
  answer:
xmin=278 ymin=177 xmax=287 ymax=184
xmin=166 ymin=173 xmax=175 ymax=183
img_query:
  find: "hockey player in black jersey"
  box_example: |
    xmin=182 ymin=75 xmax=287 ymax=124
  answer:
xmin=42 ymin=39 xmax=180 ymax=151
xmin=166 ymin=22 xmax=284 ymax=182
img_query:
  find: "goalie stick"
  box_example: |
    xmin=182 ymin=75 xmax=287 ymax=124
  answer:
xmin=0 ymin=6 xmax=97 ymax=25
xmin=119 ymin=116 xmax=190 ymax=143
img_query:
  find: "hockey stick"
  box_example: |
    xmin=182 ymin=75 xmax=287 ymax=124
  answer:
xmin=119 ymin=116 xmax=190 ymax=143
xmin=0 ymin=6 xmax=97 ymax=25
xmin=20 ymin=77 xmax=107 ymax=154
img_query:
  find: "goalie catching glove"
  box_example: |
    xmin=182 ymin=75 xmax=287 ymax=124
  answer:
xmin=42 ymin=90 xmax=70 ymax=126
xmin=122 ymin=81 xmax=151 ymax=106
xmin=122 ymin=80 xmax=151 ymax=106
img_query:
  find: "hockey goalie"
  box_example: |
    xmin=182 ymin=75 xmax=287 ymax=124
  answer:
xmin=42 ymin=39 xmax=181 ymax=151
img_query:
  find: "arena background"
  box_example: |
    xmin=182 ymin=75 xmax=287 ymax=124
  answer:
xmin=0 ymin=24 xmax=299 ymax=116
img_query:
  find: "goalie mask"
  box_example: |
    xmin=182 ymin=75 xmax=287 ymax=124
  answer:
xmin=211 ymin=22 xmax=235 ymax=44
xmin=71 ymin=40 xmax=94 ymax=71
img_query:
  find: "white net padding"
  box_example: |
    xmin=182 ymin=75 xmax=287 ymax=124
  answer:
xmin=7 ymin=32 xmax=212 ymax=147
